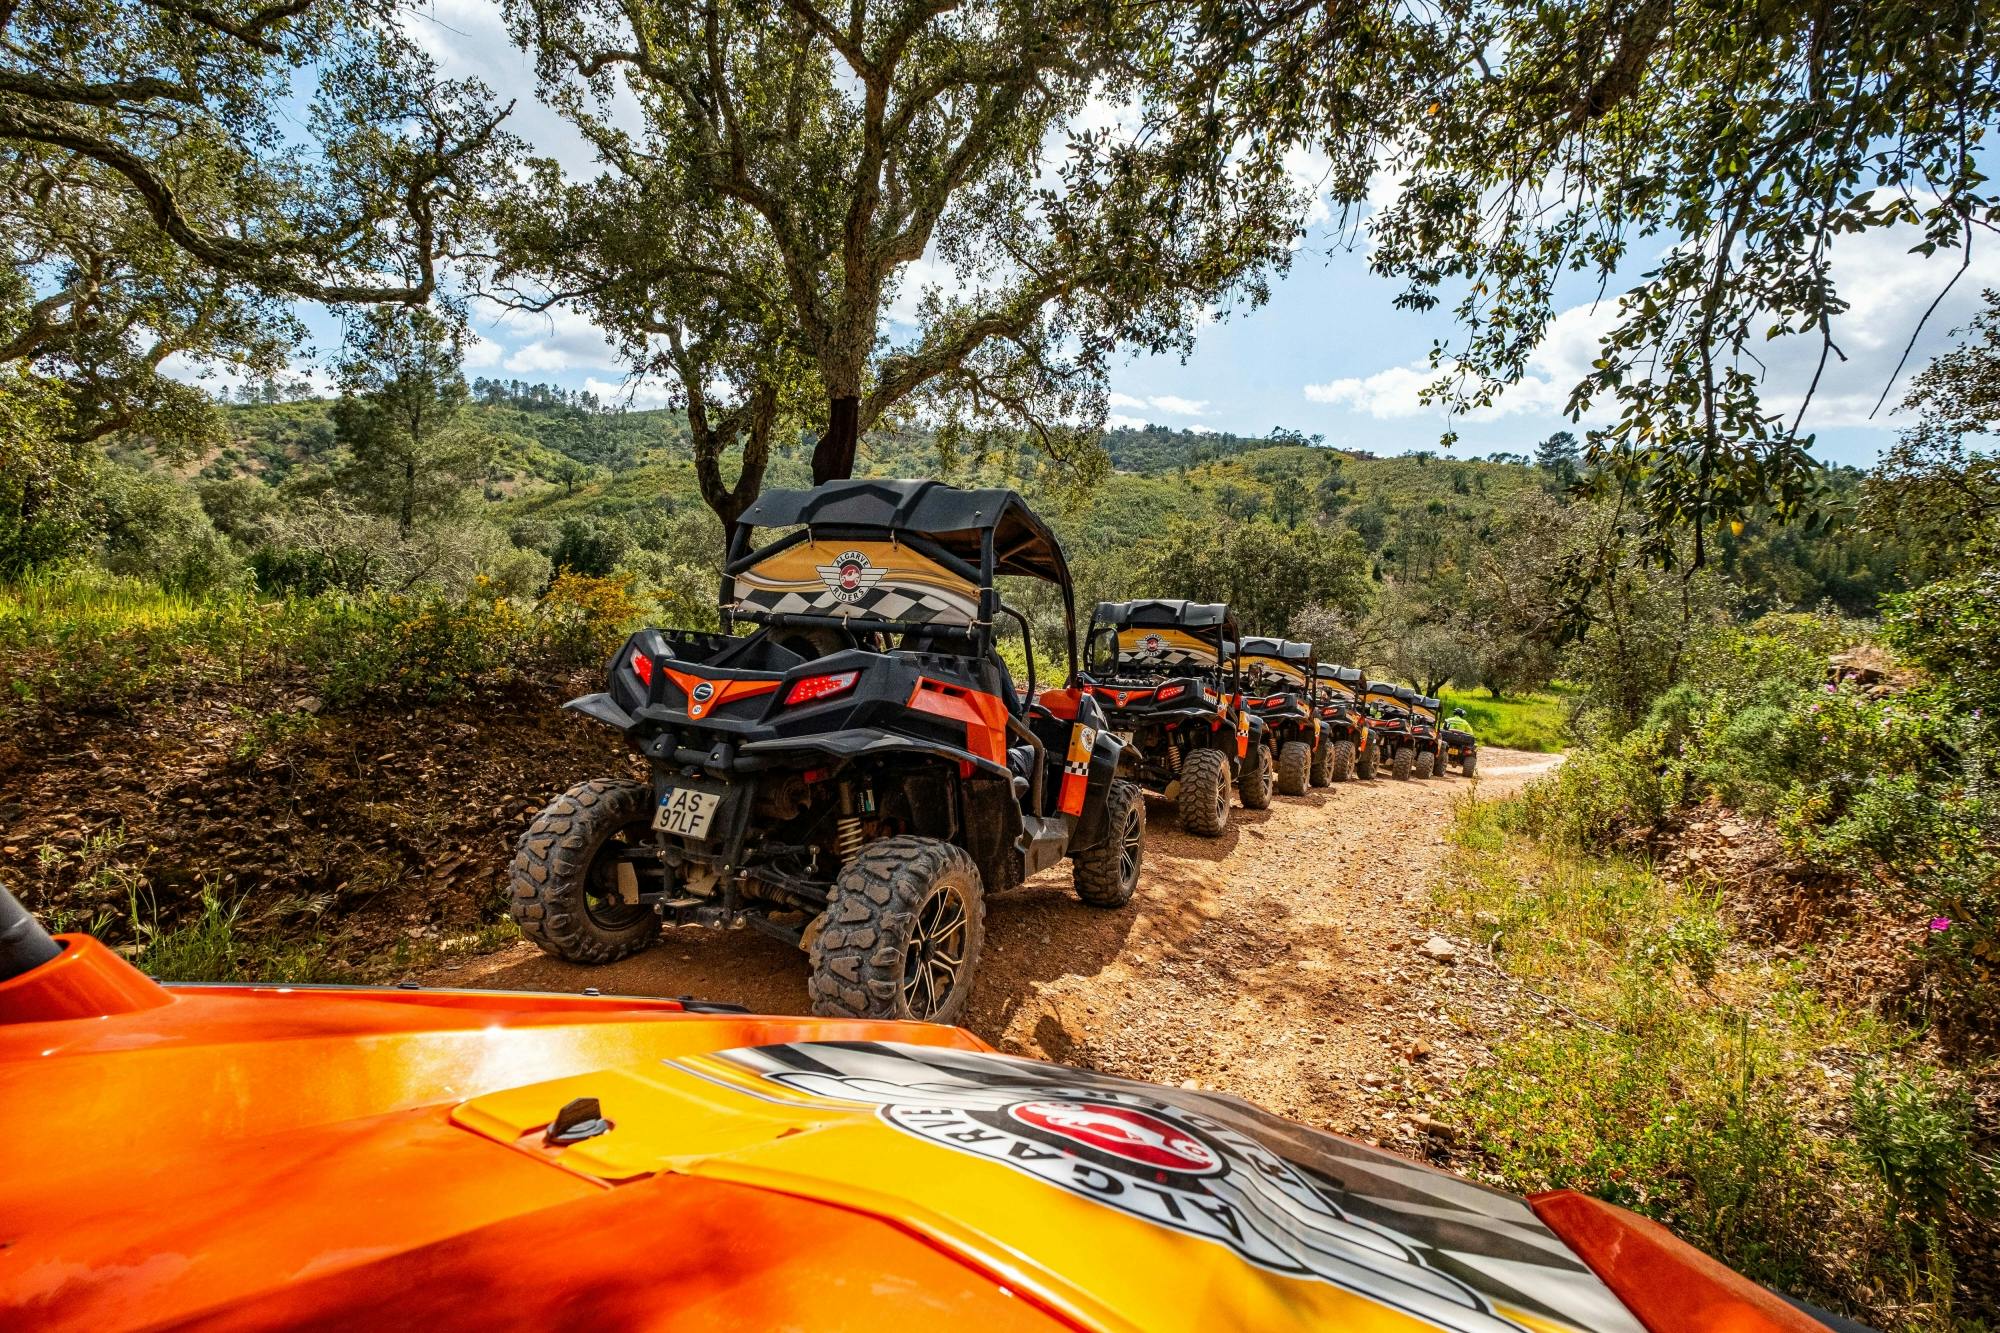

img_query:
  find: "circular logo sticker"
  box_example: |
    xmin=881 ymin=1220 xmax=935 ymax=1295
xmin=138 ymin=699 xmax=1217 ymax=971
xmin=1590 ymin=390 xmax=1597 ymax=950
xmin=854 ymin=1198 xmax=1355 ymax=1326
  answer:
xmin=1008 ymin=1100 xmax=1224 ymax=1174
xmin=816 ymin=549 xmax=884 ymax=604
xmin=1141 ymin=634 xmax=1164 ymax=654
xmin=691 ymin=681 xmax=715 ymax=703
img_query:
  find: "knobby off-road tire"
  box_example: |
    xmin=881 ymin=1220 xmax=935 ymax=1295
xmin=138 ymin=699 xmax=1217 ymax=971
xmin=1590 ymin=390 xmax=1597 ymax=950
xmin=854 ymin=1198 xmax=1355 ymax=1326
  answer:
xmin=1327 ymin=739 xmax=1356 ymax=782
xmin=1239 ymin=741 xmax=1274 ymax=810
xmin=1276 ymin=740 xmax=1313 ymax=796
xmin=1074 ymin=780 xmax=1145 ymax=907
xmin=1177 ymin=747 xmax=1232 ymax=836
xmin=1391 ymin=747 xmax=1415 ymax=781
xmin=510 ymin=778 xmax=661 ymax=964
xmin=809 ymin=836 xmax=985 ymax=1023
xmin=1414 ymin=750 xmax=1435 ymax=779
xmin=1309 ymin=737 xmax=1336 ymax=787
xmin=1354 ymin=745 xmax=1376 ymax=781
xmin=1461 ymin=747 xmax=1479 ymax=777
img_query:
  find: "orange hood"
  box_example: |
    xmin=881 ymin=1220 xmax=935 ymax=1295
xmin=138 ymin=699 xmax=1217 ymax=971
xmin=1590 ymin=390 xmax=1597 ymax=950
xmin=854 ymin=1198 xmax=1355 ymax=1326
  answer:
xmin=0 ymin=937 xmax=1830 ymax=1333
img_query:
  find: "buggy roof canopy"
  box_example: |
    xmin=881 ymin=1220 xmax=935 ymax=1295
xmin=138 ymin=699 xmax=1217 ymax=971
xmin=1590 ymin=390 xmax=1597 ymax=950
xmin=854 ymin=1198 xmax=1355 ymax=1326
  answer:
xmin=737 ymin=479 xmax=1067 ymax=583
xmin=1239 ymin=636 xmax=1311 ymax=661
xmin=1416 ymin=695 xmax=1442 ymax=710
xmin=1316 ymin=663 xmax=1365 ymax=684
xmin=1093 ymin=599 xmax=1236 ymax=635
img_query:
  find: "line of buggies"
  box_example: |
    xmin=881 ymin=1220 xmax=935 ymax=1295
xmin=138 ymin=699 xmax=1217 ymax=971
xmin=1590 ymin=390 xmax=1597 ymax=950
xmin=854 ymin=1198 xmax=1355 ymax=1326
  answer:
xmin=511 ymin=479 xmax=1478 ymax=1024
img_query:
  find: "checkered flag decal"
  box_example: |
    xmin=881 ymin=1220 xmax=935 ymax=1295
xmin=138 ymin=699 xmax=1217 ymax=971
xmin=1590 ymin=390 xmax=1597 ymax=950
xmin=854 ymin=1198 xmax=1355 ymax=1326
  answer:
xmin=734 ymin=579 xmax=978 ymax=624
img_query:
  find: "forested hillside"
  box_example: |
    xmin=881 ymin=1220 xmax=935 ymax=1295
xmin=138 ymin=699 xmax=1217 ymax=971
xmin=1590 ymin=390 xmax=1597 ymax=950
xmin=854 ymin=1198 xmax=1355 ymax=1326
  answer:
xmin=84 ymin=380 xmax=1901 ymax=704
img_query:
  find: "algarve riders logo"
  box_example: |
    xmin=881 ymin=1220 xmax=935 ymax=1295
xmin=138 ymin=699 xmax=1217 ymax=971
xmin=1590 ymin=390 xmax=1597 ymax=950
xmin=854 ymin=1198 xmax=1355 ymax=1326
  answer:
xmin=1139 ymin=633 xmax=1164 ymax=656
xmin=1006 ymin=1100 xmax=1221 ymax=1173
xmin=723 ymin=1043 xmax=1634 ymax=1333
xmin=815 ymin=549 xmax=887 ymax=604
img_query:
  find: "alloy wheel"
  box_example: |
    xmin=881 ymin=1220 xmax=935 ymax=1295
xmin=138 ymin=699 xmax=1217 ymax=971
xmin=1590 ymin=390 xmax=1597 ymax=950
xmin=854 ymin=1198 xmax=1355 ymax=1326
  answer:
xmin=903 ymin=881 xmax=970 ymax=1018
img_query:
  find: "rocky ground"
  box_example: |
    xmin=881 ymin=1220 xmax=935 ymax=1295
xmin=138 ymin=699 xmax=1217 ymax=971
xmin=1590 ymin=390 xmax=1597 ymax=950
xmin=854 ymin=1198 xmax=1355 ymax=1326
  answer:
xmin=425 ymin=746 xmax=1564 ymax=1152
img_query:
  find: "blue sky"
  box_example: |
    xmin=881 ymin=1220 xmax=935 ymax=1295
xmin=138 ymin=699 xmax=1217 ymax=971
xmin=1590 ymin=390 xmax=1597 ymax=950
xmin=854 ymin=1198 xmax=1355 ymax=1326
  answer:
xmin=233 ymin=0 xmax=2000 ymax=472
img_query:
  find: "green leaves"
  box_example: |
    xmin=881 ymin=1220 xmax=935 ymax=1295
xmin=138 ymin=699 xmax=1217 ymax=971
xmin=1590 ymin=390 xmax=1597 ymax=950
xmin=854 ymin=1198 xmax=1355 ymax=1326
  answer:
xmin=1198 ymin=0 xmax=2000 ymax=558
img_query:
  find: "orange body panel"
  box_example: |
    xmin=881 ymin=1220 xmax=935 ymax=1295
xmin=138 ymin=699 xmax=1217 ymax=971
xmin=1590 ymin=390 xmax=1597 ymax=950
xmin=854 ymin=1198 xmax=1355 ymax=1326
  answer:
xmin=661 ymin=665 xmax=783 ymax=720
xmin=1058 ymin=720 xmax=1095 ymax=815
xmin=0 ymin=938 xmax=1824 ymax=1333
xmin=907 ymin=675 xmax=1010 ymax=763
xmin=0 ymin=935 xmax=171 ymax=1022
xmin=0 ymin=957 xmax=992 ymax=1331
xmin=1530 ymin=1192 xmax=1830 ymax=1333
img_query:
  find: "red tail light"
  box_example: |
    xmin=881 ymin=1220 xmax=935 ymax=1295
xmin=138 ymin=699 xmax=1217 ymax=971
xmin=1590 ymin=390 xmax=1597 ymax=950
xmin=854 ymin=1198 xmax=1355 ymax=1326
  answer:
xmin=1157 ymin=683 xmax=1185 ymax=701
xmin=785 ymin=670 xmax=858 ymax=705
xmin=629 ymin=652 xmax=654 ymax=687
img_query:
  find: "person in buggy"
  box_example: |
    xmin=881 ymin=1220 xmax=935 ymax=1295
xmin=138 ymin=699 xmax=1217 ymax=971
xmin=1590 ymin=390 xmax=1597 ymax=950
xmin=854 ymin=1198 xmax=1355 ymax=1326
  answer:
xmin=509 ymin=479 xmax=1145 ymax=1023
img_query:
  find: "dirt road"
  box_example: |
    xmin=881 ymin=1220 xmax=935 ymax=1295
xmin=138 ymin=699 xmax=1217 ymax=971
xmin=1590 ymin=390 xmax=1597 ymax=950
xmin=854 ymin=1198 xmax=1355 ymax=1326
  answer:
xmin=424 ymin=747 xmax=1562 ymax=1144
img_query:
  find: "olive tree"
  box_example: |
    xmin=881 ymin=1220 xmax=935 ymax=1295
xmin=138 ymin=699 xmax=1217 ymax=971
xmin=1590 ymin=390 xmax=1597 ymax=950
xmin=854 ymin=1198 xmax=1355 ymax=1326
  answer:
xmin=490 ymin=0 xmax=1302 ymax=524
xmin=1 ymin=0 xmax=515 ymax=451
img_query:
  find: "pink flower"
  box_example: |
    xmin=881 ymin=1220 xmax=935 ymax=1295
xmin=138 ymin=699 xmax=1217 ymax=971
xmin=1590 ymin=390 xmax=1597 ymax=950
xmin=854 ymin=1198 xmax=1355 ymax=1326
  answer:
xmin=1929 ymin=917 xmax=1952 ymax=932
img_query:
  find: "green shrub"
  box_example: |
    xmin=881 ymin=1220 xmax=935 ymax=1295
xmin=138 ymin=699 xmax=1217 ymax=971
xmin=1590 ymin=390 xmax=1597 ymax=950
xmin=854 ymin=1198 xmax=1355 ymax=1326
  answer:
xmin=1521 ymin=611 xmax=1999 ymax=1043
xmin=1 ymin=567 xmax=645 ymax=718
xmin=1442 ymin=805 xmax=1991 ymax=1325
xmin=96 ymin=463 xmax=243 ymax=595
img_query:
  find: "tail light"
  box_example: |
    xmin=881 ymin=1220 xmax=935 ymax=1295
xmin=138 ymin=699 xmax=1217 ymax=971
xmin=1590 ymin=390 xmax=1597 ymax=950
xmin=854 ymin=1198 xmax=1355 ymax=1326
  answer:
xmin=1157 ymin=683 xmax=1185 ymax=701
xmin=629 ymin=652 xmax=654 ymax=687
xmin=785 ymin=670 xmax=858 ymax=705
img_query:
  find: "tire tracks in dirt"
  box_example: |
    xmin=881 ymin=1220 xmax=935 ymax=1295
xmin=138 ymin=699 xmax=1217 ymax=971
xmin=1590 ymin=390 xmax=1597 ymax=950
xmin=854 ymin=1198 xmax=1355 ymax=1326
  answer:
xmin=424 ymin=747 xmax=1562 ymax=1145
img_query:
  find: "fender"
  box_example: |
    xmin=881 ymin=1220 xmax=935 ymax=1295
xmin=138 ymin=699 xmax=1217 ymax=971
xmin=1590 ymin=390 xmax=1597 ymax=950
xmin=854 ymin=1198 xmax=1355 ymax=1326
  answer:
xmin=562 ymin=691 xmax=636 ymax=732
xmin=1068 ymin=729 xmax=1128 ymax=850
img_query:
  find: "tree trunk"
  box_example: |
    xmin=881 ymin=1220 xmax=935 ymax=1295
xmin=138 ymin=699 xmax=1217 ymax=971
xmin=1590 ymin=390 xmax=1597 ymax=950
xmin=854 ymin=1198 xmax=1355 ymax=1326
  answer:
xmin=400 ymin=456 xmax=415 ymax=539
xmin=812 ymin=395 xmax=861 ymax=483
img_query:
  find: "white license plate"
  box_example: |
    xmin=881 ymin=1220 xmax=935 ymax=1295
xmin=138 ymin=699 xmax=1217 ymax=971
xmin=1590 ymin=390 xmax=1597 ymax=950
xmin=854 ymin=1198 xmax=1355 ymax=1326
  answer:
xmin=653 ymin=786 xmax=722 ymax=838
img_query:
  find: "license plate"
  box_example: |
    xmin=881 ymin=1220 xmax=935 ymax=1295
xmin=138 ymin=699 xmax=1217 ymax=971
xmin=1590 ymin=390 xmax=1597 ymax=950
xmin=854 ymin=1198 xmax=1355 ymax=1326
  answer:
xmin=654 ymin=786 xmax=722 ymax=838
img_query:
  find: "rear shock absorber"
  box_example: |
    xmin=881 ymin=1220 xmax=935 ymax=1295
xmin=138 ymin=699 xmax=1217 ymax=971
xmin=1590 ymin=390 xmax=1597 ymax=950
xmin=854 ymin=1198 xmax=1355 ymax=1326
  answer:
xmin=1166 ymin=741 xmax=1182 ymax=774
xmin=834 ymin=782 xmax=866 ymax=864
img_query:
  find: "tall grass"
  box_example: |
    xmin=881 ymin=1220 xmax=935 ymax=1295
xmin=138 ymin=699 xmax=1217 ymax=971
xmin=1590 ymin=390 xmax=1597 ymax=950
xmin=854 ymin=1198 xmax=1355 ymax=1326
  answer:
xmin=1439 ymin=799 xmax=1995 ymax=1331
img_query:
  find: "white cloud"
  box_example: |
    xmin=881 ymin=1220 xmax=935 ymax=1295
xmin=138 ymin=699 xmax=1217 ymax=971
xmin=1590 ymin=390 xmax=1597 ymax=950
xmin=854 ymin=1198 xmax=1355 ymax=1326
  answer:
xmin=503 ymin=341 xmax=575 ymax=373
xmin=1108 ymin=391 xmax=1211 ymax=417
xmin=1105 ymin=413 xmax=1150 ymax=431
xmin=1303 ymin=216 xmax=2000 ymax=434
xmin=461 ymin=332 xmax=504 ymax=369
xmin=582 ymin=374 xmax=678 ymax=409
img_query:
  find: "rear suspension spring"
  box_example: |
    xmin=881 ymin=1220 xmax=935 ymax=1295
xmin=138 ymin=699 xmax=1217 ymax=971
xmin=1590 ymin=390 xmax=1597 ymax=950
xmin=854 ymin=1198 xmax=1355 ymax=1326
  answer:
xmin=835 ymin=816 xmax=864 ymax=864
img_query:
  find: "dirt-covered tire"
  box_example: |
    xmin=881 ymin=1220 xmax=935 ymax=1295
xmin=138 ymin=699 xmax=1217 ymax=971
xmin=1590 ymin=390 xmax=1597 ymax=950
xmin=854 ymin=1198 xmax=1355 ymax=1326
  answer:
xmin=1327 ymin=739 xmax=1356 ymax=782
xmin=1177 ymin=747 xmax=1231 ymax=836
xmin=1414 ymin=749 xmax=1435 ymax=779
xmin=808 ymin=836 xmax=985 ymax=1023
xmin=509 ymin=778 xmax=661 ymax=964
xmin=1354 ymin=745 xmax=1376 ymax=780
xmin=1240 ymin=741 xmax=1274 ymax=810
xmin=1391 ymin=747 xmax=1415 ymax=781
xmin=1073 ymin=780 xmax=1145 ymax=907
xmin=1462 ymin=747 xmax=1478 ymax=777
xmin=1277 ymin=740 xmax=1313 ymax=796
xmin=1309 ymin=738 xmax=1335 ymax=787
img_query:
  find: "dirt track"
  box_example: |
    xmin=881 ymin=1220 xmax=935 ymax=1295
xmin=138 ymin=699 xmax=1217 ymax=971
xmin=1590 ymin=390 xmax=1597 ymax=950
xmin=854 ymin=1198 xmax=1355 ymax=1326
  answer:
xmin=424 ymin=747 xmax=1562 ymax=1143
